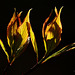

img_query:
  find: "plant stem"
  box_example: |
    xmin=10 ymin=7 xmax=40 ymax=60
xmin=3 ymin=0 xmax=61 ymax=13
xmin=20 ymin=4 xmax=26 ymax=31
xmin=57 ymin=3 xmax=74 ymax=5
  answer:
xmin=3 ymin=63 xmax=10 ymax=75
xmin=22 ymin=57 xmax=45 ymax=75
xmin=22 ymin=63 xmax=39 ymax=75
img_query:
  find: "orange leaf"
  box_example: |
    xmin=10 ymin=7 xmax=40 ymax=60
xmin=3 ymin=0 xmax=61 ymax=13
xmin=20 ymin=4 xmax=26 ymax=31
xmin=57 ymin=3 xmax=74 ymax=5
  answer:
xmin=7 ymin=8 xmax=17 ymax=47
xmin=7 ymin=8 xmax=22 ymax=47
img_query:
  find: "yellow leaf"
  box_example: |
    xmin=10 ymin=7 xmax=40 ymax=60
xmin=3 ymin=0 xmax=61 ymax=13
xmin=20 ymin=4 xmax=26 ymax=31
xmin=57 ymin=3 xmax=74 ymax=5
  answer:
xmin=42 ymin=6 xmax=63 ymax=56
xmin=42 ymin=42 xmax=75 ymax=63
xmin=6 ymin=9 xmax=32 ymax=64
xmin=27 ymin=22 xmax=38 ymax=62
xmin=17 ymin=9 xmax=32 ymax=48
xmin=7 ymin=8 xmax=17 ymax=47
xmin=55 ymin=6 xmax=63 ymax=30
xmin=42 ymin=10 xmax=53 ymax=53
xmin=10 ymin=9 xmax=31 ymax=64
xmin=7 ymin=9 xmax=22 ymax=55
xmin=30 ymin=26 xmax=38 ymax=62
xmin=46 ymin=31 xmax=54 ymax=40
xmin=0 ymin=39 xmax=10 ymax=63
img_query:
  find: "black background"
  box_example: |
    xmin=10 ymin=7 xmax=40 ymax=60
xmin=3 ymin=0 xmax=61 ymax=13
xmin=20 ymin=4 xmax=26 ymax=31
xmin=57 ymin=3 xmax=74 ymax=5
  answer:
xmin=0 ymin=0 xmax=75 ymax=75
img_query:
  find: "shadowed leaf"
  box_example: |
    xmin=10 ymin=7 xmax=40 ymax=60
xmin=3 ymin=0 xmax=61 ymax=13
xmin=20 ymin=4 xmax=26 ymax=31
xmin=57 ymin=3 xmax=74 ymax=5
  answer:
xmin=10 ymin=38 xmax=30 ymax=65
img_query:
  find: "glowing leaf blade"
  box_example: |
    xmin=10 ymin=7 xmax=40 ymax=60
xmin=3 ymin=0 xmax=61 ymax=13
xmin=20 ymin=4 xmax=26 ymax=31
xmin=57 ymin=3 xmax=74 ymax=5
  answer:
xmin=7 ymin=8 xmax=17 ymax=47
xmin=10 ymin=9 xmax=32 ymax=64
xmin=17 ymin=9 xmax=32 ymax=48
xmin=30 ymin=26 xmax=38 ymax=62
xmin=27 ymin=22 xmax=38 ymax=62
xmin=6 ymin=9 xmax=31 ymax=64
xmin=42 ymin=11 xmax=53 ymax=53
xmin=42 ymin=43 xmax=75 ymax=63
xmin=42 ymin=7 xmax=63 ymax=56
xmin=55 ymin=6 xmax=63 ymax=30
xmin=0 ymin=39 xmax=10 ymax=63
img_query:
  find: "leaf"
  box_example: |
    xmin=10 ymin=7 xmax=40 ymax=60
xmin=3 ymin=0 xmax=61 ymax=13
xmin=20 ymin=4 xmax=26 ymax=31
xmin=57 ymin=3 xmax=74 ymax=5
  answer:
xmin=11 ymin=9 xmax=30 ymax=54
xmin=7 ymin=8 xmax=17 ymax=47
xmin=10 ymin=38 xmax=30 ymax=65
xmin=17 ymin=8 xmax=38 ymax=62
xmin=42 ymin=10 xmax=53 ymax=54
xmin=42 ymin=6 xmax=63 ymax=56
xmin=17 ymin=9 xmax=32 ymax=48
xmin=27 ymin=22 xmax=38 ymax=62
xmin=0 ymin=39 xmax=10 ymax=63
xmin=30 ymin=25 xmax=38 ymax=62
xmin=7 ymin=9 xmax=31 ymax=64
xmin=9 ymin=9 xmax=32 ymax=64
xmin=42 ymin=42 xmax=75 ymax=63
xmin=10 ymin=7 xmax=38 ymax=63
xmin=7 ymin=9 xmax=22 ymax=55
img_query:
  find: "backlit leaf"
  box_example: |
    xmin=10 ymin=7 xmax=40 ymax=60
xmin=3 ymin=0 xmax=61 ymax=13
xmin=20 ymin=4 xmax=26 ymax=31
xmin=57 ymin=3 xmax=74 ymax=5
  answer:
xmin=0 ymin=39 xmax=10 ymax=63
xmin=42 ymin=10 xmax=53 ymax=54
xmin=7 ymin=9 xmax=31 ymax=64
xmin=7 ymin=9 xmax=22 ymax=55
xmin=10 ymin=9 xmax=32 ymax=64
xmin=42 ymin=42 xmax=75 ymax=63
xmin=27 ymin=22 xmax=38 ymax=62
xmin=30 ymin=25 xmax=38 ymax=62
xmin=17 ymin=9 xmax=32 ymax=48
xmin=7 ymin=8 xmax=17 ymax=47
xmin=10 ymin=9 xmax=31 ymax=64
xmin=42 ymin=6 xmax=63 ymax=56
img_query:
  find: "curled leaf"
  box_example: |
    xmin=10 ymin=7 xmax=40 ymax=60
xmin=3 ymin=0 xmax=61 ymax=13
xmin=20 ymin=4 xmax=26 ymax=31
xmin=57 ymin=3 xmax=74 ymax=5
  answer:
xmin=7 ymin=9 xmax=22 ymax=55
xmin=42 ymin=10 xmax=53 ymax=54
xmin=7 ymin=8 xmax=31 ymax=64
xmin=17 ymin=9 xmax=32 ymax=48
xmin=7 ymin=8 xmax=17 ymax=47
xmin=0 ymin=39 xmax=10 ymax=63
xmin=42 ymin=42 xmax=75 ymax=63
xmin=42 ymin=6 xmax=63 ymax=56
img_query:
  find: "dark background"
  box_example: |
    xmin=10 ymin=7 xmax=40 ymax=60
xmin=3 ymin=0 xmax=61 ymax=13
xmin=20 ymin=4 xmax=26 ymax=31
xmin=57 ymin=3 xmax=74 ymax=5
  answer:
xmin=0 ymin=0 xmax=75 ymax=75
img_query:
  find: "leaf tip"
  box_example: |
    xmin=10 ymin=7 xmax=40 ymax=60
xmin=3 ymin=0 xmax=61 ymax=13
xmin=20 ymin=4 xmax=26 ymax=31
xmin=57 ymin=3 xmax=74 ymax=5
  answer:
xmin=14 ymin=8 xmax=16 ymax=12
xmin=28 ymin=8 xmax=33 ymax=14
